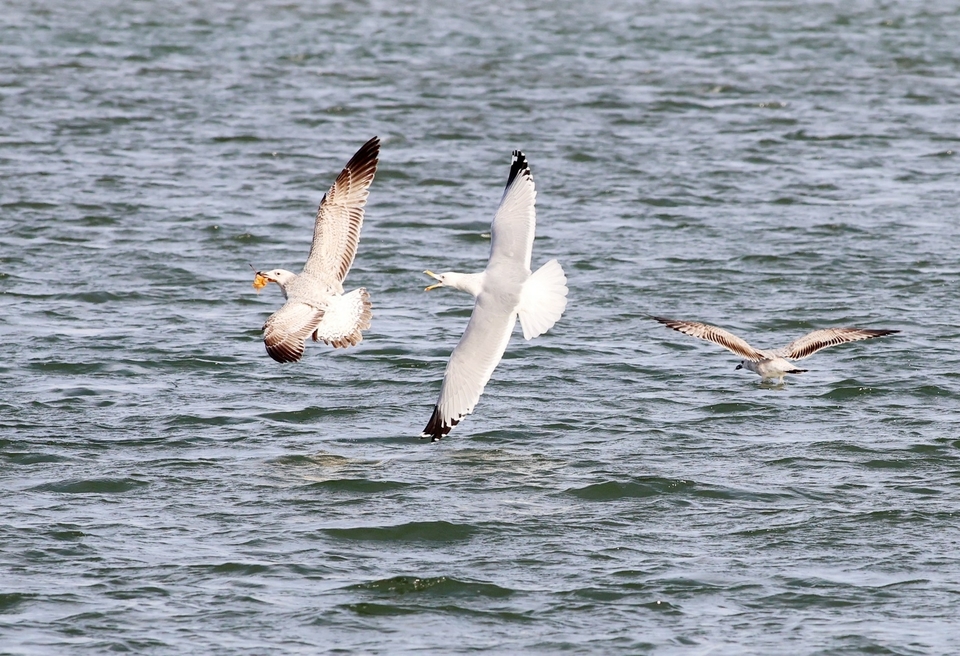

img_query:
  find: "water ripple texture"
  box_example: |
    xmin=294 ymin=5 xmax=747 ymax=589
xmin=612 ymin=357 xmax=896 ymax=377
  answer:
xmin=2 ymin=1 xmax=959 ymax=653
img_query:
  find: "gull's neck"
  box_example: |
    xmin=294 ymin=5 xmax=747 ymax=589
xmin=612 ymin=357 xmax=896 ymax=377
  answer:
xmin=444 ymin=271 xmax=485 ymax=297
xmin=273 ymin=270 xmax=297 ymax=299
xmin=742 ymin=360 xmax=760 ymax=375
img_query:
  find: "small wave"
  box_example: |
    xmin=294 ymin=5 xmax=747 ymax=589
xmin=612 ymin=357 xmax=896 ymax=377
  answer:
xmin=349 ymin=575 xmax=514 ymax=599
xmin=165 ymin=414 xmax=254 ymax=427
xmin=3 ymin=452 xmax=70 ymax=465
xmin=323 ymin=520 xmax=476 ymax=543
xmin=755 ymin=590 xmax=859 ymax=609
xmin=207 ymin=562 xmax=273 ymax=575
xmin=0 ymin=592 xmax=32 ymax=612
xmin=271 ymin=453 xmax=352 ymax=466
xmin=862 ymin=459 xmax=914 ymax=470
xmin=210 ymin=134 xmax=262 ymax=143
xmin=345 ymin=602 xmax=418 ymax=616
xmin=819 ymin=385 xmax=883 ymax=400
xmin=304 ymin=478 xmax=410 ymax=493
xmin=913 ymin=384 xmax=958 ymax=398
xmin=31 ymin=478 xmax=148 ymax=494
xmin=701 ymin=401 xmax=767 ymax=414
xmin=566 ymin=477 xmax=696 ymax=501
xmin=260 ymin=406 xmax=355 ymax=422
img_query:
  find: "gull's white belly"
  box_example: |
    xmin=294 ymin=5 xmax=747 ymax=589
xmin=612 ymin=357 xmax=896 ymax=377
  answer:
xmin=751 ymin=358 xmax=798 ymax=380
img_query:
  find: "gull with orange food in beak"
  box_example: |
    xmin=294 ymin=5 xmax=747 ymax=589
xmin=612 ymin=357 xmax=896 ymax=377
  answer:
xmin=420 ymin=151 xmax=568 ymax=441
xmin=253 ymin=137 xmax=379 ymax=362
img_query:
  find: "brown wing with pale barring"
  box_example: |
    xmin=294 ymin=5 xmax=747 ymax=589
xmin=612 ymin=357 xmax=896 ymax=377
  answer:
xmin=652 ymin=316 xmax=767 ymax=361
xmin=778 ymin=328 xmax=900 ymax=361
xmin=303 ymin=136 xmax=380 ymax=282
xmin=262 ymin=302 xmax=325 ymax=363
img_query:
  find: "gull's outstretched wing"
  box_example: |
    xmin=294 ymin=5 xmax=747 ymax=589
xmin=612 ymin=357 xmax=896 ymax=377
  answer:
xmin=487 ymin=151 xmax=536 ymax=272
xmin=422 ymin=294 xmax=516 ymax=441
xmin=302 ymin=136 xmax=380 ymax=282
xmin=312 ymin=288 xmax=372 ymax=349
xmin=262 ymin=301 xmax=325 ymax=363
xmin=775 ymin=328 xmax=899 ymax=360
xmin=652 ymin=317 xmax=767 ymax=361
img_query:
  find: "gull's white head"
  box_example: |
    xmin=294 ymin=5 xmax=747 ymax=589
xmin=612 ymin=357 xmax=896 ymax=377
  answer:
xmin=253 ymin=269 xmax=296 ymax=294
xmin=736 ymin=360 xmax=758 ymax=374
xmin=423 ymin=270 xmax=484 ymax=297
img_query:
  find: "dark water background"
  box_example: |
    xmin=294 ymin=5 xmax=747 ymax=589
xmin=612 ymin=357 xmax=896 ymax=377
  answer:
xmin=2 ymin=1 xmax=960 ymax=653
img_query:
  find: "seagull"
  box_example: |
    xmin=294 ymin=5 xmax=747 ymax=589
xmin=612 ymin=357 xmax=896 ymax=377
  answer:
xmin=421 ymin=151 xmax=568 ymax=441
xmin=253 ymin=136 xmax=379 ymax=363
xmin=652 ymin=316 xmax=899 ymax=383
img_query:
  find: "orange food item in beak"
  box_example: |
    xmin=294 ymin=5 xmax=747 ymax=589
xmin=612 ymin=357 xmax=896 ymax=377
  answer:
xmin=252 ymin=273 xmax=269 ymax=291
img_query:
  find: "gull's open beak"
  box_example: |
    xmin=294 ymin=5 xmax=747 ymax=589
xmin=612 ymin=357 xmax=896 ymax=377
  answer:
xmin=423 ymin=270 xmax=442 ymax=291
xmin=252 ymin=272 xmax=270 ymax=293
xmin=735 ymin=364 xmax=743 ymax=370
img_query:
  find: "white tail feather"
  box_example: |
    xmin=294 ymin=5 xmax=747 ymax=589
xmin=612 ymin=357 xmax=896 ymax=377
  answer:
xmin=312 ymin=288 xmax=372 ymax=348
xmin=518 ymin=259 xmax=568 ymax=340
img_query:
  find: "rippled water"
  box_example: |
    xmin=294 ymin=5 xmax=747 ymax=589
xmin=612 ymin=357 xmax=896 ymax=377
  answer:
xmin=3 ymin=1 xmax=960 ymax=653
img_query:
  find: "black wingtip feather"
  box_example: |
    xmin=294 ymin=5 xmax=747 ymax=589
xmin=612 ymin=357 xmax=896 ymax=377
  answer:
xmin=504 ymin=150 xmax=530 ymax=189
xmin=345 ymin=136 xmax=380 ymax=173
xmin=421 ymin=405 xmax=458 ymax=442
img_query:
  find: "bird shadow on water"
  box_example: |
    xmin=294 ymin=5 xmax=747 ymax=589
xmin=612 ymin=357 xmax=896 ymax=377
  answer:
xmin=266 ymin=451 xmax=389 ymax=480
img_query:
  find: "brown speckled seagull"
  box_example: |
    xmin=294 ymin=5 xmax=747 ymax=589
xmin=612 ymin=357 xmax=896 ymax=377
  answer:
xmin=253 ymin=137 xmax=379 ymax=363
xmin=652 ymin=316 xmax=898 ymax=384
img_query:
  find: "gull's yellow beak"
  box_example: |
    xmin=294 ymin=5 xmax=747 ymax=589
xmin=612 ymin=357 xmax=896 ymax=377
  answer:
xmin=252 ymin=272 xmax=269 ymax=293
xmin=423 ymin=270 xmax=442 ymax=291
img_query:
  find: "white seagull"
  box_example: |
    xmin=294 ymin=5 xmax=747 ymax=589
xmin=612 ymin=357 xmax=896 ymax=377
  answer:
xmin=421 ymin=151 xmax=568 ymax=441
xmin=253 ymin=136 xmax=379 ymax=363
xmin=653 ymin=316 xmax=899 ymax=383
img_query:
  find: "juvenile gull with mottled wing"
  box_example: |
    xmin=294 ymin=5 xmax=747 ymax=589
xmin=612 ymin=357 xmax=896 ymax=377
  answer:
xmin=254 ymin=137 xmax=379 ymax=363
xmin=421 ymin=151 xmax=568 ymax=441
xmin=653 ymin=316 xmax=898 ymax=384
